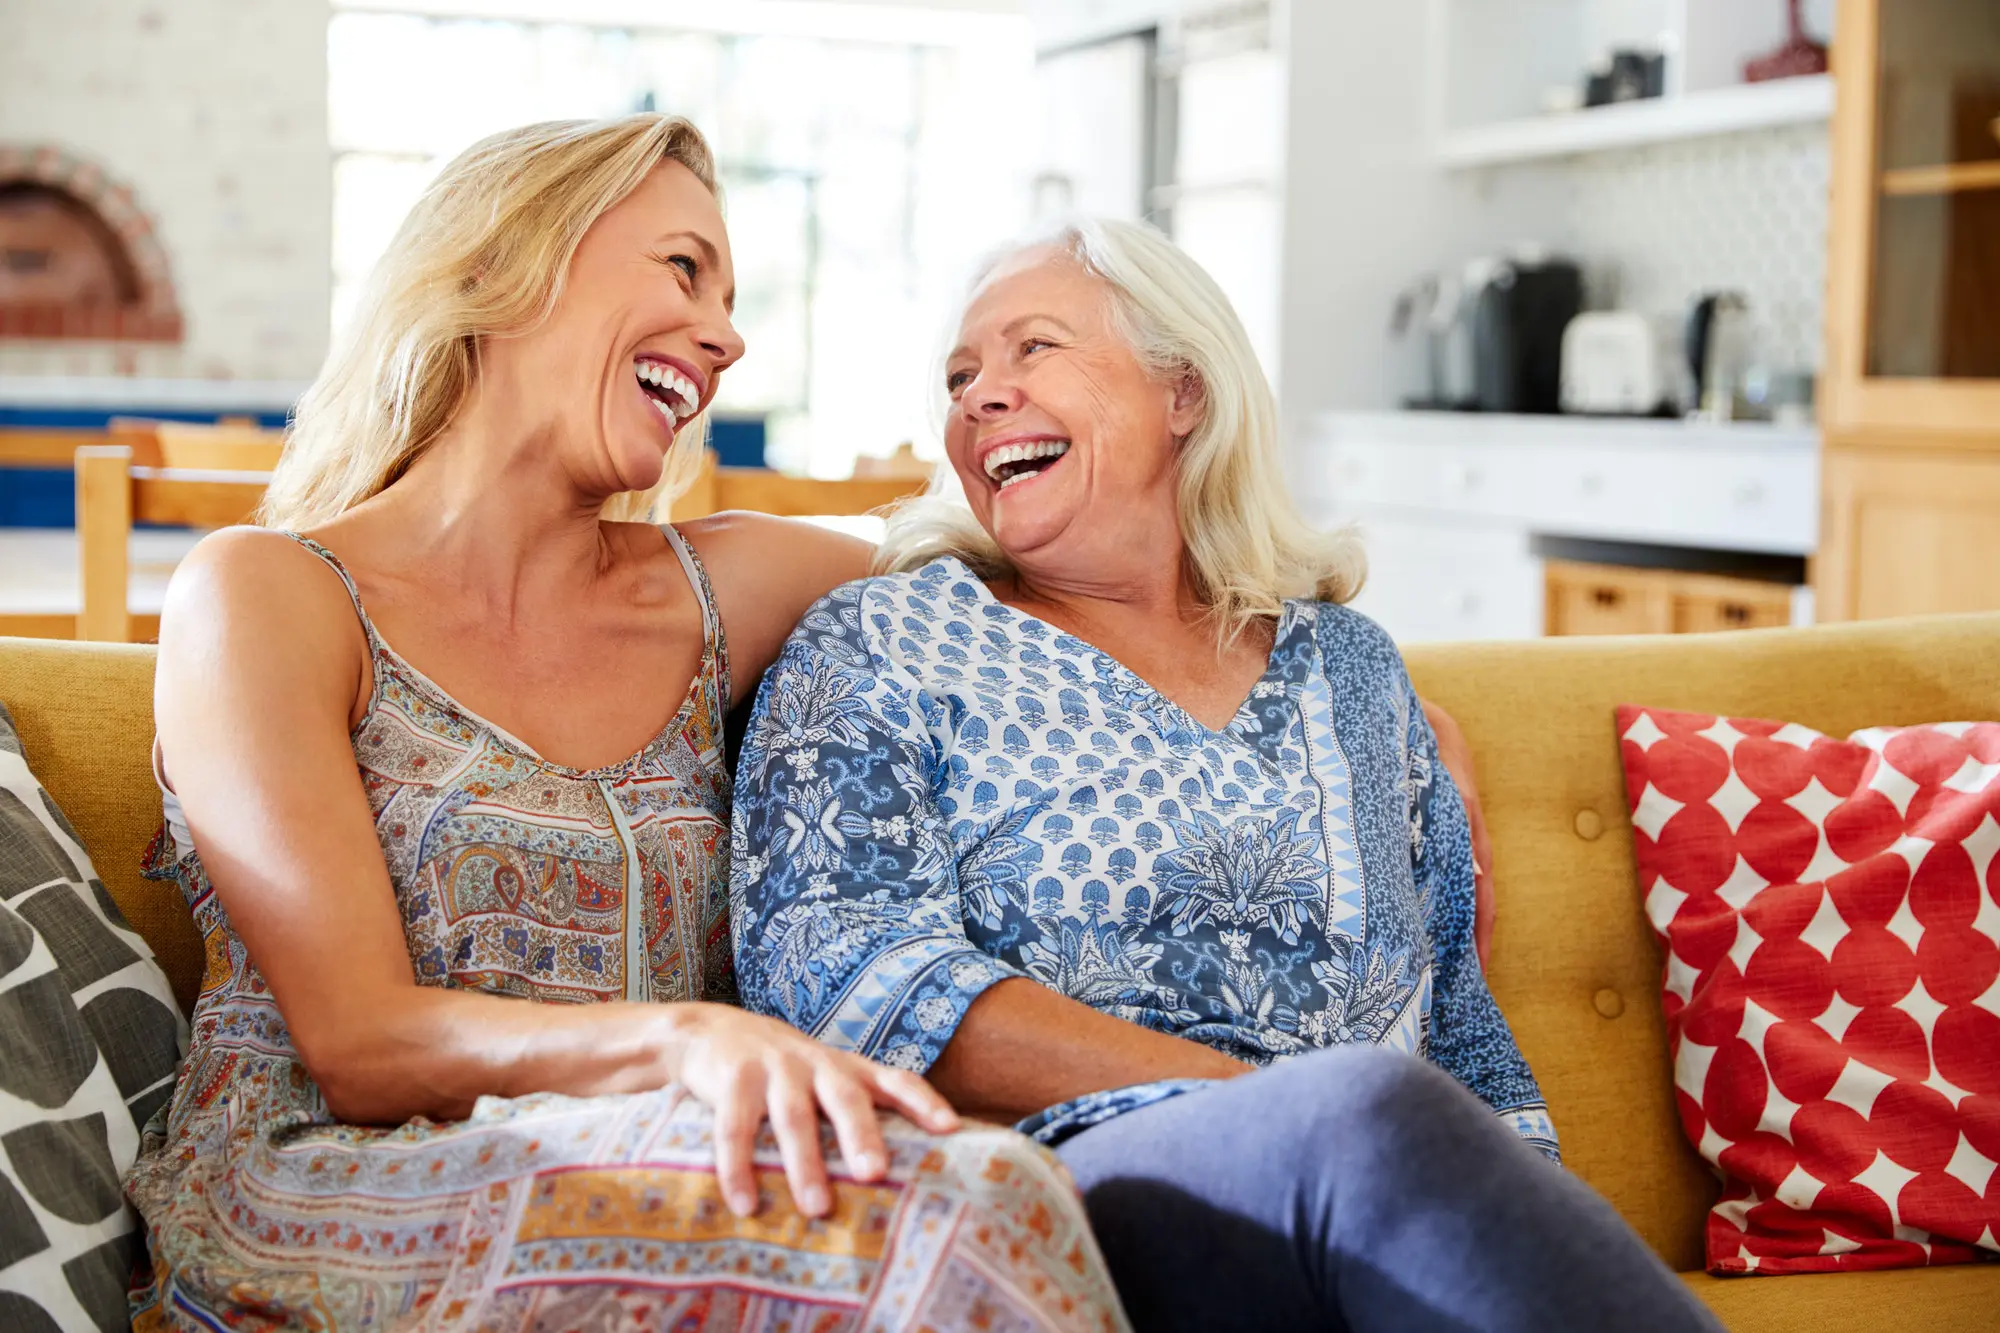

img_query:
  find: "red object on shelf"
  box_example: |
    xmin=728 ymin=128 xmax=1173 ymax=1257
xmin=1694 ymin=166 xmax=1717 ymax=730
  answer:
xmin=1745 ymin=0 xmax=1829 ymax=82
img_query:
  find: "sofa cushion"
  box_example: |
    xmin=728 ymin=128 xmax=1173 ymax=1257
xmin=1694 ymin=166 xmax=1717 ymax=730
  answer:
xmin=1618 ymin=705 xmax=2000 ymax=1275
xmin=0 ymin=639 xmax=199 ymax=1012
xmin=1403 ymin=612 xmax=2000 ymax=1275
xmin=1683 ymin=1261 xmax=2000 ymax=1332
xmin=0 ymin=700 xmax=188 ymax=1331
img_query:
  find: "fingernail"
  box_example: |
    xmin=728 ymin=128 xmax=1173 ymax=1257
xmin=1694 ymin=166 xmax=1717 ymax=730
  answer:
xmin=730 ymin=1191 xmax=756 ymax=1216
xmin=804 ymin=1188 xmax=829 ymax=1214
xmin=855 ymin=1151 xmax=884 ymax=1176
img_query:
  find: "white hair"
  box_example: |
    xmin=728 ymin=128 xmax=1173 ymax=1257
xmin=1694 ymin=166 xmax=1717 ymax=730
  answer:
xmin=874 ymin=216 xmax=1365 ymax=644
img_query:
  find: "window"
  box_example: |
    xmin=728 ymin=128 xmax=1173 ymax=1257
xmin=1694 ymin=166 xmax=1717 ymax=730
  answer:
xmin=328 ymin=1 xmax=1035 ymax=476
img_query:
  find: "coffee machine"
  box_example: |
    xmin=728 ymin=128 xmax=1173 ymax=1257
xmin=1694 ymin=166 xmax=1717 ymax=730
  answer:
xmin=1393 ymin=250 xmax=1583 ymax=414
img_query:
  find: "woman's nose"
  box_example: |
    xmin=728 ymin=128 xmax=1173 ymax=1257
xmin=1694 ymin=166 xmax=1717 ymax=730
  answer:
xmin=700 ymin=316 xmax=745 ymax=373
xmin=964 ymin=373 xmax=1021 ymax=418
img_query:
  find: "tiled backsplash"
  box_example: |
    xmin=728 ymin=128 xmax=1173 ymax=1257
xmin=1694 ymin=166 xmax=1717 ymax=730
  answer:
xmin=1558 ymin=121 xmax=1831 ymax=375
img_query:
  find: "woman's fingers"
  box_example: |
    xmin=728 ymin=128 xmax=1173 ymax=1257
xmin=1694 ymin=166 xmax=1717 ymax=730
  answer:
xmin=865 ymin=1063 xmax=959 ymax=1134
xmin=814 ymin=1062 xmax=889 ymax=1183
xmin=767 ymin=1058 xmax=833 ymax=1216
xmin=710 ymin=1064 xmax=766 ymax=1218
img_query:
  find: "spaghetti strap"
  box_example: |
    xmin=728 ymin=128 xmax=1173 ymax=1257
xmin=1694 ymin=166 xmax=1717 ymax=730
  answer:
xmin=662 ymin=524 xmax=732 ymax=707
xmin=271 ymin=529 xmax=375 ymax=637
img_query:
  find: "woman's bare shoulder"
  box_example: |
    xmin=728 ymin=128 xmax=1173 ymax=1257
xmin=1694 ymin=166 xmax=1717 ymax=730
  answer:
xmin=677 ymin=511 xmax=871 ymax=572
xmin=157 ymin=526 xmax=370 ymax=705
xmin=165 ymin=526 xmax=357 ymax=621
xmin=672 ymin=513 xmax=875 ymax=695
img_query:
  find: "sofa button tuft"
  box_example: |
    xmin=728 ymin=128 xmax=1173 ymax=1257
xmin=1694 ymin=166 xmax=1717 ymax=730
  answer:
xmin=1573 ymin=809 xmax=1604 ymax=841
xmin=1592 ymin=988 xmax=1625 ymax=1019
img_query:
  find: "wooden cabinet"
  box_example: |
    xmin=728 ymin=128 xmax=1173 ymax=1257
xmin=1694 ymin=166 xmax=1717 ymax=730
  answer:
xmin=1816 ymin=446 xmax=2000 ymax=621
xmin=1545 ymin=561 xmax=1795 ymax=638
xmin=1823 ymin=0 xmax=2000 ymax=436
xmin=1817 ymin=0 xmax=2000 ymax=620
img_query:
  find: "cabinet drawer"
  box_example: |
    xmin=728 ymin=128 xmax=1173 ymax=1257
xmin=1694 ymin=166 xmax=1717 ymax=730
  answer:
xmin=1530 ymin=443 xmax=1817 ymax=554
xmin=1545 ymin=561 xmax=1672 ymax=635
xmin=1671 ymin=575 xmax=1795 ymax=633
xmin=1545 ymin=561 xmax=1798 ymax=637
xmin=1310 ymin=439 xmax=1528 ymax=520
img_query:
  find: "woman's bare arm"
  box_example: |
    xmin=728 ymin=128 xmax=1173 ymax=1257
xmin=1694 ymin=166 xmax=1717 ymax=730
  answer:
xmin=927 ymin=979 xmax=1250 ymax=1122
xmin=154 ymin=528 xmax=954 ymax=1216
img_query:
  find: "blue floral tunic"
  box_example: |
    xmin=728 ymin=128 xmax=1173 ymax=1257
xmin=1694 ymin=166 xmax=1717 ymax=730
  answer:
xmin=731 ymin=558 xmax=1557 ymax=1157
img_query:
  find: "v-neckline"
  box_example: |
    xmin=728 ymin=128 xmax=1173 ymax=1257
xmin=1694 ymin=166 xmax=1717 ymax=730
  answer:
xmin=942 ymin=558 xmax=1305 ymax=746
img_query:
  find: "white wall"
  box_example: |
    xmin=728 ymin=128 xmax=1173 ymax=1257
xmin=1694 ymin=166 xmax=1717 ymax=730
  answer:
xmin=1276 ymin=1 xmax=1568 ymax=422
xmin=0 ymin=0 xmax=332 ymax=382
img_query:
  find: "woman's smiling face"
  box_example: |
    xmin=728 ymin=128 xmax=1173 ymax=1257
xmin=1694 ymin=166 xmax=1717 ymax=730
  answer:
xmin=483 ymin=159 xmax=746 ymax=502
xmin=941 ymin=247 xmax=1201 ymax=578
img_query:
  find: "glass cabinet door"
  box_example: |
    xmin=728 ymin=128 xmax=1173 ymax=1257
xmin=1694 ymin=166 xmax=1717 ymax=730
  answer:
xmin=1866 ymin=2 xmax=2000 ymax=381
xmin=1826 ymin=0 xmax=2000 ymax=434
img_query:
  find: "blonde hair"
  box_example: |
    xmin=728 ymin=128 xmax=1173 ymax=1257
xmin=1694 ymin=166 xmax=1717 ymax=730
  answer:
xmin=261 ymin=114 xmax=718 ymax=529
xmin=876 ymin=217 xmax=1365 ymax=643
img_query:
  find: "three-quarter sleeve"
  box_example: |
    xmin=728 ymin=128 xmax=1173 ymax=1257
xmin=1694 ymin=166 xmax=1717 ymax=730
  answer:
xmin=730 ymin=631 xmax=1024 ymax=1072
xmin=1402 ymin=680 xmax=1562 ymax=1161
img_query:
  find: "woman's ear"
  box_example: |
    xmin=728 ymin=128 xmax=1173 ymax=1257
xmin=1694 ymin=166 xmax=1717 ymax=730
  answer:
xmin=1167 ymin=367 xmax=1205 ymax=438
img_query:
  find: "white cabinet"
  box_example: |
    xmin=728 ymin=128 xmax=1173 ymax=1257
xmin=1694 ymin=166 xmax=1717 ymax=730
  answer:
xmin=1344 ymin=515 xmax=1544 ymax=643
xmin=1294 ymin=411 xmax=1819 ymax=644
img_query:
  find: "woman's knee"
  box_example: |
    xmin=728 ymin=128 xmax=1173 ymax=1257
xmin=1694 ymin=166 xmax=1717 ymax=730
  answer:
xmin=1248 ymin=1047 xmax=1492 ymax=1168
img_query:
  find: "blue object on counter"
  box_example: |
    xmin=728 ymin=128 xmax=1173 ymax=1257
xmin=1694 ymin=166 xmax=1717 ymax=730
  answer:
xmin=0 ymin=405 xmax=293 ymax=430
xmin=0 ymin=469 xmax=73 ymax=527
xmin=708 ymin=415 xmax=765 ymax=469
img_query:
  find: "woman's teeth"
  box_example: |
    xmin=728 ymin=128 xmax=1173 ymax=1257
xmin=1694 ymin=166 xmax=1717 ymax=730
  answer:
xmin=635 ymin=360 xmax=700 ymax=422
xmin=983 ymin=439 xmax=1071 ymax=488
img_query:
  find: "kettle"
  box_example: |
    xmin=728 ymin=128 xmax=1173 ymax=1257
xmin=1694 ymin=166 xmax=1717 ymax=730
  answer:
xmin=1685 ymin=292 xmax=1753 ymax=419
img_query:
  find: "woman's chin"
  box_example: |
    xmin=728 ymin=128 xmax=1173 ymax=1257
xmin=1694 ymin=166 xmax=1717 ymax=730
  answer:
xmin=607 ymin=438 xmax=669 ymax=493
xmin=987 ymin=504 xmax=1075 ymax=563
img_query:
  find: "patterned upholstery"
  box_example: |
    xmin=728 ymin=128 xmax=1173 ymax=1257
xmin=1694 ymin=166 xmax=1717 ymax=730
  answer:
xmin=0 ymin=700 xmax=187 ymax=1331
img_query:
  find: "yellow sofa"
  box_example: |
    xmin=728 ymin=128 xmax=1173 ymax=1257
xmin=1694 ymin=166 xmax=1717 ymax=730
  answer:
xmin=3 ymin=615 xmax=1998 ymax=1331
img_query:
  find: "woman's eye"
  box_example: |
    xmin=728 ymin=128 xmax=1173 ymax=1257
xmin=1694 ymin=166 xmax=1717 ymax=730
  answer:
xmin=1021 ymin=337 xmax=1052 ymax=357
xmin=945 ymin=370 xmax=972 ymax=394
xmin=664 ymin=254 xmax=698 ymax=281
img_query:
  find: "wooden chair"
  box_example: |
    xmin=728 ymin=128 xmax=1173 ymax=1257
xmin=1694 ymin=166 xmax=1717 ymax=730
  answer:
xmin=15 ymin=442 xmax=927 ymax=644
xmin=107 ymin=417 xmax=286 ymax=472
xmin=73 ymin=445 xmax=269 ymax=642
xmin=666 ymin=449 xmax=931 ymax=521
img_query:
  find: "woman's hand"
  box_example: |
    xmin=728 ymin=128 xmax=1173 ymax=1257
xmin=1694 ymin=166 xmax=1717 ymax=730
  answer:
xmin=669 ymin=1004 xmax=960 ymax=1218
xmin=1421 ymin=698 xmax=1495 ymax=970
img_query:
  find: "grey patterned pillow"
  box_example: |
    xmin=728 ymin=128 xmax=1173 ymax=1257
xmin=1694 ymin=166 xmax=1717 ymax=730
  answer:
xmin=0 ymin=701 xmax=187 ymax=1332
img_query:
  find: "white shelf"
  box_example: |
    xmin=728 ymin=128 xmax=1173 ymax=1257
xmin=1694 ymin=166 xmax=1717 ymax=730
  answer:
xmin=1436 ymin=74 xmax=1833 ymax=168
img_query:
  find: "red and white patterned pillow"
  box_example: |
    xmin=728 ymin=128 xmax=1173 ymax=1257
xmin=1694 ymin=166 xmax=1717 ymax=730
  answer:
xmin=1615 ymin=706 xmax=2000 ymax=1275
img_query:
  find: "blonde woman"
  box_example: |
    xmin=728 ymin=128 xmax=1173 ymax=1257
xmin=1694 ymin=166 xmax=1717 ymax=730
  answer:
xmin=731 ymin=222 xmax=1724 ymax=1332
xmin=131 ymin=115 xmax=1127 ymax=1331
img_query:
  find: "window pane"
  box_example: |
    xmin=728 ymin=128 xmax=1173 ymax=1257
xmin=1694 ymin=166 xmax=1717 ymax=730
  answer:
xmin=327 ymin=7 xmax=1036 ymax=475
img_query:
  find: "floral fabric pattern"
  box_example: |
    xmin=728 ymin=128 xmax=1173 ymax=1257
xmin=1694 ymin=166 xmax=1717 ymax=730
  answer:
xmin=732 ymin=559 xmax=1558 ymax=1157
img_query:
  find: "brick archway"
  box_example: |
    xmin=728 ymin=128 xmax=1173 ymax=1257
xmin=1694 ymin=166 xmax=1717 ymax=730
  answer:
xmin=0 ymin=144 xmax=183 ymax=341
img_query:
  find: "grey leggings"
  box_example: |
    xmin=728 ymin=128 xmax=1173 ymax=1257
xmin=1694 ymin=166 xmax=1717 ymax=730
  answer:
xmin=1055 ymin=1047 xmax=1723 ymax=1333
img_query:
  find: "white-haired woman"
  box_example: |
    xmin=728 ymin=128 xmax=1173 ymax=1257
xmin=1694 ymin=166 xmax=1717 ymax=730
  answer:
xmin=731 ymin=221 xmax=1723 ymax=1331
xmin=131 ymin=115 xmax=1127 ymax=1331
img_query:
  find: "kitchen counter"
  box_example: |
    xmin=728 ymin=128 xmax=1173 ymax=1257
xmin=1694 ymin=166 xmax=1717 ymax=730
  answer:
xmin=1305 ymin=409 xmax=1818 ymax=455
xmin=1289 ymin=410 xmax=1820 ymax=642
